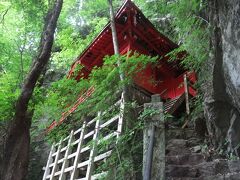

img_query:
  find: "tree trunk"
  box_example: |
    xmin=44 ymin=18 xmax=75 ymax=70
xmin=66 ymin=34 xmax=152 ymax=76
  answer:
xmin=0 ymin=0 xmax=63 ymax=179
xmin=108 ymin=0 xmax=119 ymax=55
xmin=107 ymin=1 xmax=137 ymax=179
xmin=107 ymin=0 xmax=128 ymax=102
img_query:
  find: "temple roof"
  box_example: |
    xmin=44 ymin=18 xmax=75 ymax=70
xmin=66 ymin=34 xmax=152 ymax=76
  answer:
xmin=68 ymin=0 xmax=179 ymax=79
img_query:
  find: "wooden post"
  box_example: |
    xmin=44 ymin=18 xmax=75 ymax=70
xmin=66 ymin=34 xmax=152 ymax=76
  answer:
xmin=59 ymin=130 xmax=74 ymax=180
xmin=182 ymin=74 xmax=190 ymax=129
xmin=143 ymin=94 xmax=165 ymax=180
xmin=86 ymin=112 xmax=101 ymax=179
xmin=184 ymin=74 xmax=190 ymax=115
xmin=50 ymin=138 xmax=63 ymax=179
xmin=117 ymin=93 xmax=124 ymax=139
xmin=70 ymin=121 xmax=87 ymax=180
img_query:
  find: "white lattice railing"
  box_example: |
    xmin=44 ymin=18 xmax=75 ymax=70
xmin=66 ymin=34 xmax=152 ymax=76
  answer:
xmin=43 ymin=97 xmax=124 ymax=180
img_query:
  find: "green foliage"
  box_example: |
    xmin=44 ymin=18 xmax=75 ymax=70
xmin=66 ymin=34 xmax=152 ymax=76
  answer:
xmin=139 ymin=108 xmax=160 ymax=120
xmin=52 ymin=17 xmax=109 ymax=71
xmin=35 ymin=53 xmax=157 ymax=139
xmin=32 ymin=1 xmax=209 ymax=175
xmin=0 ymin=0 xmax=209 ymax=176
xmin=167 ymin=0 xmax=209 ymax=70
xmin=134 ymin=0 xmax=209 ymax=71
xmin=50 ymin=0 xmax=121 ymax=71
xmin=0 ymin=73 xmax=20 ymax=122
xmin=134 ymin=0 xmax=171 ymax=36
xmin=0 ymin=0 xmax=208 ymax=120
xmin=0 ymin=0 xmax=50 ymax=123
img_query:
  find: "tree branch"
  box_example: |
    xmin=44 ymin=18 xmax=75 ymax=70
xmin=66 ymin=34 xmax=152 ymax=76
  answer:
xmin=0 ymin=7 xmax=10 ymax=25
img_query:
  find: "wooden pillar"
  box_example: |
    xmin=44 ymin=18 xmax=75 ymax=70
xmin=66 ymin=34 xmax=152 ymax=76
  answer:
xmin=143 ymin=94 xmax=165 ymax=180
xmin=117 ymin=93 xmax=124 ymax=139
xmin=184 ymin=74 xmax=190 ymax=115
xmin=182 ymin=74 xmax=190 ymax=129
xmin=70 ymin=122 xmax=87 ymax=180
xmin=50 ymin=138 xmax=63 ymax=179
xmin=85 ymin=112 xmax=101 ymax=179
xmin=59 ymin=130 xmax=74 ymax=180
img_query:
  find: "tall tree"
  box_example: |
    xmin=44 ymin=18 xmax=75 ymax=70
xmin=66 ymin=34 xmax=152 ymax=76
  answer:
xmin=107 ymin=0 xmax=127 ymax=102
xmin=0 ymin=0 xmax=63 ymax=179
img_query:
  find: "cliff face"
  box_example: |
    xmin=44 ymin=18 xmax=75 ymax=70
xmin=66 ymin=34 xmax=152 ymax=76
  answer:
xmin=204 ymin=0 xmax=240 ymax=154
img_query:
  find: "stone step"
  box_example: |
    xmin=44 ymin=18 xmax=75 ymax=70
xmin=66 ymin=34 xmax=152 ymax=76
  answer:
xmin=201 ymin=172 xmax=240 ymax=180
xmin=166 ymin=160 xmax=230 ymax=178
xmin=187 ymin=137 xmax=203 ymax=147
xmin=166 ymin=139 xmax=191 ymax=156
xmin=228 ymin=160 xmax=240 ymax=173
xmin=166 ymin=159 xmax=240 ymax=179
xmin=166 ymin=178 xmax=199 ymax=180
xmin=166 ymin=128 xmax=196 ymax=141
xmin=166 ymin=173 xmax=240 ymax=180
xmin=166 ymin=153 xmax=206 ymax=166
xmin=166 ymin=164 xmax=201 ymax=178
xmin=166 ymin=137 xmax=203 ymax=147
xmin=165 ymin=127 xmax=240 ymax=179
xmin=167 ymin=139 xmax=188 ymax=147
xmin=166 ymin=138 xmax=204 ymax=155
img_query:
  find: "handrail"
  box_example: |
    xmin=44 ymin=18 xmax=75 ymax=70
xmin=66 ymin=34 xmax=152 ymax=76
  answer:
xmin=47 ymin=86 xmax=95 ymax=132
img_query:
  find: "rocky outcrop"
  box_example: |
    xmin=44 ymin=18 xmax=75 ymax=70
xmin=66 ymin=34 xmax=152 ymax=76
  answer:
xmin=203 ymin=0 xmax=240 ymax=154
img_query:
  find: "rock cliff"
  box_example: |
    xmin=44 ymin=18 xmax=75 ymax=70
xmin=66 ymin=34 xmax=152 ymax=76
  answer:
xmin=204 ymin=0 xmax=240 ymax=155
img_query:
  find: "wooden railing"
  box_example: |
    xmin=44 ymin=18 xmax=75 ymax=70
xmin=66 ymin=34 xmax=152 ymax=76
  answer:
xmin=43 ymin=96 xmax=124 ymax=180
xmin=47 ymin=86 xmax=95 ymax=132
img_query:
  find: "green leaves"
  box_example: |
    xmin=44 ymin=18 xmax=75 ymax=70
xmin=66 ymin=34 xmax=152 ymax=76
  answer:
xmin=134 ymin=0 xmax=209 ymax=71
xmin=0 ymin=72 xmax=20 ymax=122
xmin=167 ymin=0 xmax=209 ymax=70
xmin=0 ymin=0 xmax=47 ymax=124
xmin=36 ymin=53 xmax=157 ymax=139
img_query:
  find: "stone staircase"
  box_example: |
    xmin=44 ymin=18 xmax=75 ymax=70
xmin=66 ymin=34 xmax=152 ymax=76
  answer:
xmin=165 ymin=127 xmax=240 ymax=180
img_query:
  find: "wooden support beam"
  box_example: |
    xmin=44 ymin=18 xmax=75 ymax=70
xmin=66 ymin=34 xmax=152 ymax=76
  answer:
xmin=133 ymin=27 xmax=164 ymax=56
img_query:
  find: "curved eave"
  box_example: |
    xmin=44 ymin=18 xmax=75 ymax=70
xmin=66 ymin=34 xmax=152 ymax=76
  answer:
xmin=68 ymin=0 xmax=180 ymax=77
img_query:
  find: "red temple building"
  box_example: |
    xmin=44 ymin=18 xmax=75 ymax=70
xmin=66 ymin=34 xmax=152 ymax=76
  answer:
xmin=48 ymin=0 xmax=197 ymax=131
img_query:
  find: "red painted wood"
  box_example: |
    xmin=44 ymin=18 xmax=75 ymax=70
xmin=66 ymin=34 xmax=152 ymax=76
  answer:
xmin=47 ymin=86 xmax=95 ymax=131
